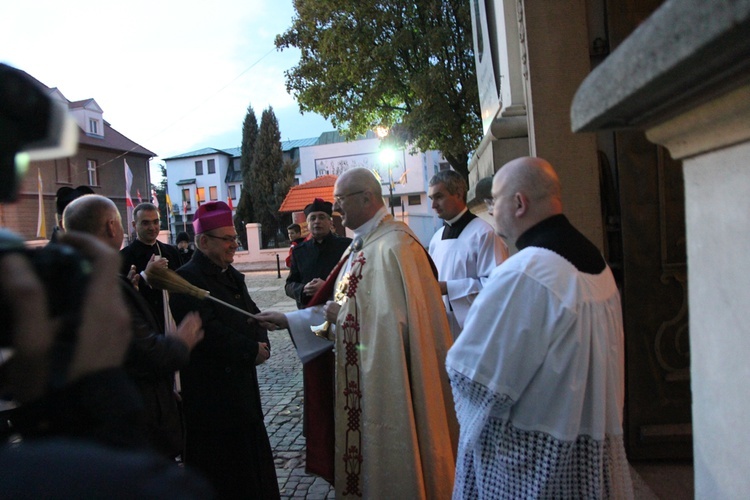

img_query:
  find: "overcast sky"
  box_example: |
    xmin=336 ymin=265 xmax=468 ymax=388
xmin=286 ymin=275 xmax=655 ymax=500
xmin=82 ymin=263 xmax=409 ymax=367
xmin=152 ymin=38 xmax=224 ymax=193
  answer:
xmin=2 ymin=0 xmax=334 ymax=179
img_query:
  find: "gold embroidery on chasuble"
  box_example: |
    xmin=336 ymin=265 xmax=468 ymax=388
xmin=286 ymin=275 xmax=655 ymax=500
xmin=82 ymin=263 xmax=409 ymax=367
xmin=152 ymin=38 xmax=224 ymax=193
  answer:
xmin=341 ymin=252 xmax=365 ymax=497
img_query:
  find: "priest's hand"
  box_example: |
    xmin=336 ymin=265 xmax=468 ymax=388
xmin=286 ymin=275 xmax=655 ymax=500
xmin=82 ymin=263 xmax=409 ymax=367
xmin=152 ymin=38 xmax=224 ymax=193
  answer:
xmin=324 ymin=300 xmax=341 ymax=324
xmin=255 ymin=342 xmax=270 ymax=365
xmin=252 ymin=311 xmax=289 ymax=331
xmin=302 ymin=277 xmax=324 ymax=297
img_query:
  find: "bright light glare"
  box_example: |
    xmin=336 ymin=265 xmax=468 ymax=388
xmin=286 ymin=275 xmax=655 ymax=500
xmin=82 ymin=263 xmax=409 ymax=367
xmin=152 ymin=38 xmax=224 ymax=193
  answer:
xmin=379 ymin=148 xmax=396 ymax=164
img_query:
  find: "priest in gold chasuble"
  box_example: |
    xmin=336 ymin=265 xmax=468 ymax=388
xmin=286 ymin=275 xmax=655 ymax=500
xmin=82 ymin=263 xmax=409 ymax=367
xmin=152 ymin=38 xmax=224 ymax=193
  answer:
xmin=255 ymin=168 xmax=457 ymax=499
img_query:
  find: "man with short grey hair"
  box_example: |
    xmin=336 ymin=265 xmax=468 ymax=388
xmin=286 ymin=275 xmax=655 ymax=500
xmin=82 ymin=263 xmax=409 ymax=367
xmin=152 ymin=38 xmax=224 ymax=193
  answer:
xmin=428 ymin=169 xmax=507 ymax=339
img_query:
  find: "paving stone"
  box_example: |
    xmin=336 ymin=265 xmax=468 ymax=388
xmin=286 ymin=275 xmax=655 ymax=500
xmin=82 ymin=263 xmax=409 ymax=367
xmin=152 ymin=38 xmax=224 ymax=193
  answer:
xmin=247 ymin=271 xmax=334 ymax=499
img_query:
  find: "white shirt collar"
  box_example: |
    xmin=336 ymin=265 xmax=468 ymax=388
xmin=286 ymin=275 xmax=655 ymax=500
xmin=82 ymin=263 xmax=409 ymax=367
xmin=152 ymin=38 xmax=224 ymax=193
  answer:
xmin=445 ymin=207 xmax=468 ymax=226
xmin=353 ymin=206 xmax=388 ymax=241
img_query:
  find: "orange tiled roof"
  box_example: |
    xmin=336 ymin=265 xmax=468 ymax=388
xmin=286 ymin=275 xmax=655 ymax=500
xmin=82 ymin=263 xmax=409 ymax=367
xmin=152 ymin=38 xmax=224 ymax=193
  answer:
xmin=279 ymin=175 xmax=338 ymax=213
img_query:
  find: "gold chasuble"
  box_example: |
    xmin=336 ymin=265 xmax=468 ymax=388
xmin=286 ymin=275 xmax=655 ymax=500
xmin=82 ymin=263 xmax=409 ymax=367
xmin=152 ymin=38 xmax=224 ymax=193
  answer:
xmin=332 ymin=216 xmax=457 ymax=499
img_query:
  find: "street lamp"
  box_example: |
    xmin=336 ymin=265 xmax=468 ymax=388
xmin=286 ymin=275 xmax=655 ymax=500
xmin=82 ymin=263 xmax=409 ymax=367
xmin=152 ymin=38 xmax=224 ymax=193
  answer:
xmin=379 ymin=147 xmax=396 ymax=216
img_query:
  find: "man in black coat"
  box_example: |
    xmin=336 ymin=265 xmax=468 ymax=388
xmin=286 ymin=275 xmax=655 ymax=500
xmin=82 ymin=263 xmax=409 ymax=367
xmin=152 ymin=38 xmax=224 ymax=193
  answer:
xmin=120 ymin=202 xmax=180 ymax=332
xmin=283 ymin=198 xmax=350 ymax=481
xmin=285 ymin=198 xmax=351 ymax=309
xmin=170 ymin=201 xmax=280 ymax=500
xmin=62 ymin=194 xmax=204 ymax=458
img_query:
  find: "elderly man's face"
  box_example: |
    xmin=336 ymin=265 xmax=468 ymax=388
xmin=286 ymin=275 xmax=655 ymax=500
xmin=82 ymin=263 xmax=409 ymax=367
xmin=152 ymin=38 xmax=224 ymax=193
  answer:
xmin=200 ymin=228 xmax=239 ymax=269
xmin=333 ymin=179 xmax=368 ymax=230
xmin=307 ymin=212 xmax=333 ymax=241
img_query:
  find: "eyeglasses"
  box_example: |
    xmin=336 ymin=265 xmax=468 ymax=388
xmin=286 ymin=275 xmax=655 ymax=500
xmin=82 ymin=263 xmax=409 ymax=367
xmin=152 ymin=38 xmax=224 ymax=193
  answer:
xmin=333 ymin=190 xmax=365 ymax=204
xmin=205 ymin=234 xmax=240 ymax=244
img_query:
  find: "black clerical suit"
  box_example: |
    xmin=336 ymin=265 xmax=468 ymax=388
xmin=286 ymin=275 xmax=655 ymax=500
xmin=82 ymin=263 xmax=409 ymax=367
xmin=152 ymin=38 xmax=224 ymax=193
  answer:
xmin=120 ymin=239 xmax=180 ymax=332
xmin=284 ymin=232 xmax=351 ymax=309
xmin=170 ymin=249 xmax=279 ymax=499
xmin=120 ymin=277 xmax=190 ymax=458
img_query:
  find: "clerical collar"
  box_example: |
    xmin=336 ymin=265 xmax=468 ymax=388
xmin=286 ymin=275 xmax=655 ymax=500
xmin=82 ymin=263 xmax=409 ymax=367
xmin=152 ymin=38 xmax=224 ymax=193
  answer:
xmin=445 ymin=207 xmax=468 ymax=226
xmin=442 ymin=208 xmax=476 ymax=240
xmin=314 ymin=232 xmax=336 ymax=245
xmin=353 ymin=206 xmax=388 ymax=242
xmin=516 ymin=214 xmax=605 ymax=274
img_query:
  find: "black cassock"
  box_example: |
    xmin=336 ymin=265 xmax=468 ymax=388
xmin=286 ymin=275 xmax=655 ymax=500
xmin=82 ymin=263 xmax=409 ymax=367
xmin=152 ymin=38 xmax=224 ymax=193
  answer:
xmin=170 ymin=249 xmax=279 ymax=499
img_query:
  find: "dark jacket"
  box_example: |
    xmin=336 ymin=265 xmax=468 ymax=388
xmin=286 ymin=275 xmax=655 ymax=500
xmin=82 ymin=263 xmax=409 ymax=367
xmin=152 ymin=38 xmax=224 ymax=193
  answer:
xmin=120 ymin=278 xmax=190 ymax=457
xmin=120 ymin=239 xmax=180 ymax=332
xmin=169 ymin=249 xmax=278 ymax=499
xmin=284 ymin=232 xmax=351 ymax=309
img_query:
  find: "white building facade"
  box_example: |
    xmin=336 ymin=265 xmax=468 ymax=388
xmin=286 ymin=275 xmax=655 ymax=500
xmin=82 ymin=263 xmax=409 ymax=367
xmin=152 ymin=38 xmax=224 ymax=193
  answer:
xmin=165 ymin=133 xmax=449 ymax=246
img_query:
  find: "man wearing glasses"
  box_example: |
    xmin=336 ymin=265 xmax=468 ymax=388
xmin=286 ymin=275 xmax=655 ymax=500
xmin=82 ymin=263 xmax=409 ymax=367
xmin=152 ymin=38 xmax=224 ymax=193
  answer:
xmin=255 ymin=168 xmax=456 ymax=499
xmin=170 ymin=201 xmax=279 ymax=499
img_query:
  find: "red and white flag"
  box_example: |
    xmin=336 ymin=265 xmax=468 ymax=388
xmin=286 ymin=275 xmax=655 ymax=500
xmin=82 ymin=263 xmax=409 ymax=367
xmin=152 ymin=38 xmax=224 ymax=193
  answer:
xmin=124 ymin=160 xmax=134 ymax=208
xmin=152 ymin=189 xmax=159 ymax=209
xmin=136 ymin=189 xmax=143 ymax=204
xmin=227 ymin=195 xmax=234 ymax=210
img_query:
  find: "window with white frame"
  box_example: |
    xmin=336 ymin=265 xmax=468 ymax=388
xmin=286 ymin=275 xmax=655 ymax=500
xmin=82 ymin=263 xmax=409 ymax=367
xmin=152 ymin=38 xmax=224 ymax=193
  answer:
xmin=87 ymin=159 xmax=98 ymax=185
xmin=209 ymin=186 xmax=218 ymax=201
xmin=196 ymin=187 xmax=205 ymax=205
xmin=207 ymin=159 xmax=216 ymax=174
xmin=408 ymin=194 xmax=421 ymax=206
xmin=195 ymin=161 xmax=203 ymax=175
xmin=228 ymin=185 xmax=236 ymax=199
xmin=89 ymin=118 xmax=98 ymax=135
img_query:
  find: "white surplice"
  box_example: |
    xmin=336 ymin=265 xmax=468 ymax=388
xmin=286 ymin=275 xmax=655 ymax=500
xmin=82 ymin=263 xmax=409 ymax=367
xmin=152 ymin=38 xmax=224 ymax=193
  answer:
xmin=429 ymin=216 xmax=506 ymax=339
xmin=446 ymin=247 xmax=634 ymax=499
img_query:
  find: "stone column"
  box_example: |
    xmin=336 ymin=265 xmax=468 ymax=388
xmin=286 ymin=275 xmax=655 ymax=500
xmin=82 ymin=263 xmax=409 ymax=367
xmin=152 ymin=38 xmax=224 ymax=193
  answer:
xmin=571 ymin=2 xmax=750 ymax=496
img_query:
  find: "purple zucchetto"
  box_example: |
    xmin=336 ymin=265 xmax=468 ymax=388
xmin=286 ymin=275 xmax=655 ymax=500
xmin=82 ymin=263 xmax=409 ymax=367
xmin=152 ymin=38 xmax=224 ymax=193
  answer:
xmin=193 ymin=201 xmax=233 ymax=234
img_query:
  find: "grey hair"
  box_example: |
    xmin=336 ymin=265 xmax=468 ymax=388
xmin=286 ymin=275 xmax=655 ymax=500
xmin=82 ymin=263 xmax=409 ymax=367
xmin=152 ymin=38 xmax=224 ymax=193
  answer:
xmin=429 ymin=170 xmax=467 ymax=200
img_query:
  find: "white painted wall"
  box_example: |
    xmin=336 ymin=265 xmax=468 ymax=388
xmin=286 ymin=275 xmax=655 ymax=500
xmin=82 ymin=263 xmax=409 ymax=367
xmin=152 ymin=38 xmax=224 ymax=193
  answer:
xmin=165 ymin=152 xmax=236 ymax=231
xmin=683 ymin=141 xmax=750 ymax=497
xmin=296 ymin=137 xmax=444 ymax=245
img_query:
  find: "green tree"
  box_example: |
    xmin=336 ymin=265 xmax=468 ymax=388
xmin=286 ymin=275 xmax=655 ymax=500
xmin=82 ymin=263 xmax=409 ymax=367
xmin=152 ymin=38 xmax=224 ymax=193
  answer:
xmin=235 ymin=104 xmax=258 ymax=248
xmin=249 ymin=106 xmax=284 ymax=246
xmin=276 ymin=0 xmax=481 ymax=181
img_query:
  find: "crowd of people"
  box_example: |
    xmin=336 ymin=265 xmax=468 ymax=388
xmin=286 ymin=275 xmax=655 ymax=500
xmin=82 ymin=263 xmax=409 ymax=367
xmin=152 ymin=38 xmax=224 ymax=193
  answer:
xmin=0 ymin=157 xmax=634 ymax=499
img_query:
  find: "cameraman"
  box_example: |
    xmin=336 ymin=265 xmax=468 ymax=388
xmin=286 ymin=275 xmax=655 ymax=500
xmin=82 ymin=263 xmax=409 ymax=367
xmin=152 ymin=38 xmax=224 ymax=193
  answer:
xmin=0 ymin=63 xmax=212 ymax=498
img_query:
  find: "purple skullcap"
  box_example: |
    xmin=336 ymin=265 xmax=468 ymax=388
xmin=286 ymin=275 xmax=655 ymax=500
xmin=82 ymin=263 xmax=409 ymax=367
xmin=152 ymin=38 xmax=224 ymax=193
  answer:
xmin=193 ymin=201 xmax=233 ymax=234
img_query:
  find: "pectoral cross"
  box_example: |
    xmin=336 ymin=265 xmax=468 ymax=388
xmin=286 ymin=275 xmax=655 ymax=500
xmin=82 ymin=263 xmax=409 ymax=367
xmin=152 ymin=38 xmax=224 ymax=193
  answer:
xmin=310 ymin=273 xmax=351 ymax=341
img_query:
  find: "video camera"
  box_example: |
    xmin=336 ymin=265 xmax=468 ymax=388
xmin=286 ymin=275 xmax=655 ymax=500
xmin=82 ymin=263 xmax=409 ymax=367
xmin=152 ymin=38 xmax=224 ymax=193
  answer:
xmin=0 ymin=64 xmax=89 ymax=354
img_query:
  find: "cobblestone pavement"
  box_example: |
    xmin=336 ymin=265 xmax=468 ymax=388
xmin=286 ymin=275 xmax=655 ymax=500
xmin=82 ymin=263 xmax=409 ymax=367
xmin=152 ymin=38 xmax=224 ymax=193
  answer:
xmin=245 ymin=270 xmax=335 ymax=499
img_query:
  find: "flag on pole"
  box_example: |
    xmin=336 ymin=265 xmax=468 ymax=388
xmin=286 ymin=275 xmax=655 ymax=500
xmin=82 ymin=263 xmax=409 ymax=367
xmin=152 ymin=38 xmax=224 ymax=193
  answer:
xmin=152 ymin=189 xmax=159 ymax=209
xmin=183 ymin=200 xmax=188 ymax=215
xmin=36 ymin=169 xmax=47 ymax=238
xmin=124 ymin=160 xmax=134 ymax=243
xmin=136 ymin=189 xmax=143 ymax=204
xmin=124 ymin=160 xmax=134 ymax=208
xmin=165 ymin=193 xmax=172 ymax=215
xmin=227 ymin=195 xmax=234 ymax=211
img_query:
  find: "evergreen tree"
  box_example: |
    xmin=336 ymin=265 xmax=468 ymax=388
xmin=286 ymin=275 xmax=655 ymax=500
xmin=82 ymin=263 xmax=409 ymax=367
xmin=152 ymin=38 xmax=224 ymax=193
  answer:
xmin=275 ymin=156 xmax=298 ymax=237
xmin=249 ymin=106 xmax=284 ymax=246
xmin=235 ymin=104 xmax=258 ymax=248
